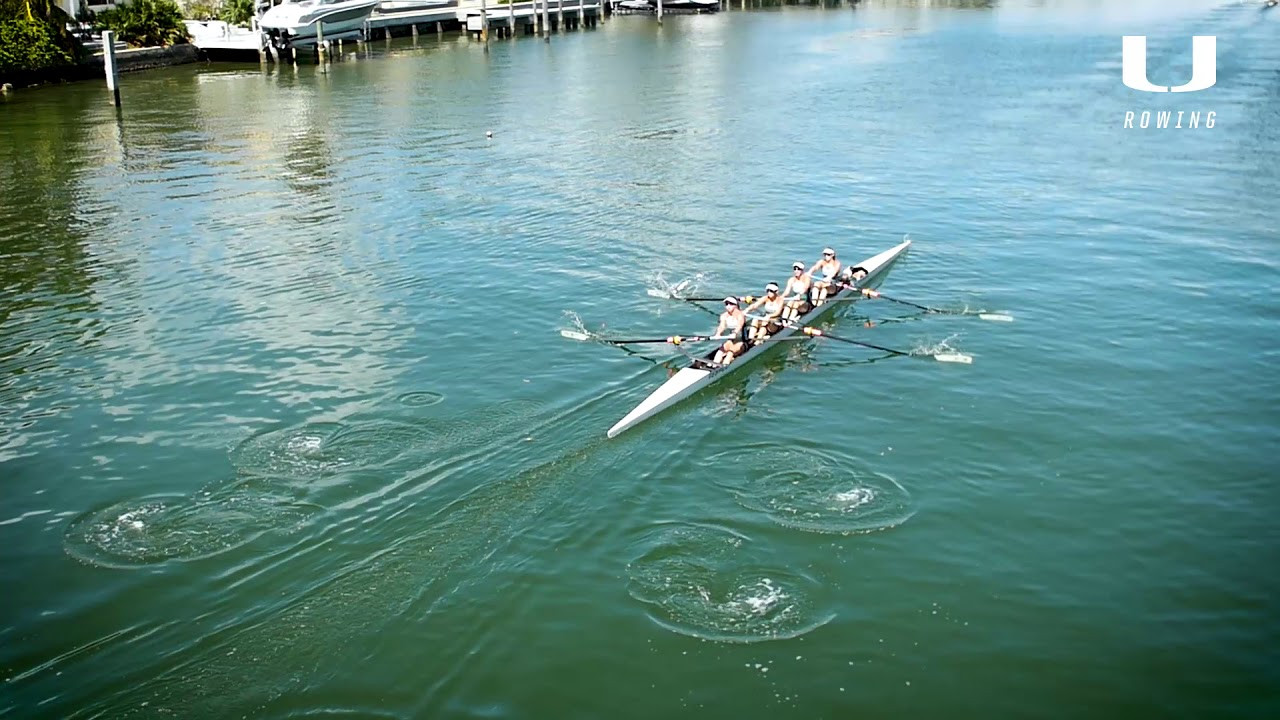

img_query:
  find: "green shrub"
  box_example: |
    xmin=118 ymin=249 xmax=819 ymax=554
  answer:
xmin=0 ymin=0 xmax=83 ymax=79
xmin=97 ymin=0 xmax=189 ymax=47
xmin=219 ymin=0 xmax=252 ymax=25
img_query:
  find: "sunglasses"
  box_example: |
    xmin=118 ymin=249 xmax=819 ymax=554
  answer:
xmin=823 ymin=252 xmax=834 ymax=257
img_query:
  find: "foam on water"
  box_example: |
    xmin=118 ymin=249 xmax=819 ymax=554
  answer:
xmin=626 ymin=523 xmax=834 ymax=643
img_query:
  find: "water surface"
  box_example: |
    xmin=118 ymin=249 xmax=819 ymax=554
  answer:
xmin=1 ymin=3 xmax=1277 ymax=717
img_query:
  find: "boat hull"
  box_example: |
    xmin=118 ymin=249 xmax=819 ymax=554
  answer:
xmin=606 ymin=239 xmax=912 ymax=438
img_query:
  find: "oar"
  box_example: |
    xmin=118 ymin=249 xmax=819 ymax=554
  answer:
xmin=560 ymin=330 xmax=715 ymax=345
xmin=801 ymin=327 xmax=973 ymax=364
xmin=857 ymin=288 xmax=1013 ymax=322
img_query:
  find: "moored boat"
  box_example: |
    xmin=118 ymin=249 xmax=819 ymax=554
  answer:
xmin=606 ymin=239 xmax=912 ymax=438
xmin=260 ymin=0 xmax=380 ymax=48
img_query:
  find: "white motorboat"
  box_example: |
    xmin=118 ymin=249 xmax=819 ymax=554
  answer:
xmin=374 ymin=0 xmax=452 ymax=12
xmin=260 ymin=0 xmax=380 ymax=47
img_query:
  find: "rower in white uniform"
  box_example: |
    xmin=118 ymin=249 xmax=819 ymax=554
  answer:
xmin=745 ymin=282 xmax=785 ymax=341
xmin=807 ymin=247 xmax=842 ymax=306
xmin=712 ymin=296 xmax=749 ymax=366
xmin=780 ymin=261 xmax=811 ymax=323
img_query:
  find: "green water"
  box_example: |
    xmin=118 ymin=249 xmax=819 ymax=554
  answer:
xmin=2 ymin=3 xmax=1278 ymax=717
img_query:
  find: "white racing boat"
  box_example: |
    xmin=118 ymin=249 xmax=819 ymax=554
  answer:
xmin=606 ymin=239 xmax=913 ymax=438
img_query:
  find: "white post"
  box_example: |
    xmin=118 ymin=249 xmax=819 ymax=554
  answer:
xmin=556 ymin=0 xmax=563 ymax=31
xmin=316 ymin=20 xmax=326 ymax=67
xmin=657 ymin=0 xmax=663 ymax=24
xmin=101 ymin=30 xmax=120 ymax=106
xmin=481 ymin=0 xmax=489 ymax=47
xmin=509 ymin=0 xmax=514 ymax=37
xmin=542 ymin=0 xmax=550 ymax=41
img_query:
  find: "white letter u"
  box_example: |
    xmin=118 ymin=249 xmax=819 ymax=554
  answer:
xmin=1122 ymin=36 xmax=1217 ymax=93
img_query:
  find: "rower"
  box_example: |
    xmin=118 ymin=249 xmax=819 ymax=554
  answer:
xmin=808 ymin=247 xmax=842 ymax=306
xmin=712 ymin=296 xmax=749 ymax=366
xmin=745 ymin=282 xmax=785 ymax=341
xmin=780 ymin=262 xmax=811 ymax=323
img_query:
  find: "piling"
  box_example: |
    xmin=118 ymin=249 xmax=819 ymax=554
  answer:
xmin=658 ymin=0 xmax=663 ymax=24
xmin=317 ymin=21 xmax=326 ymax=67
xmin=412 ymin=23 xmax=418 ymax=39
xmin=542 ymin=0 xmax=550 ymax=41
xmin=557 ymin=0 xmax=563 ymax=31
xmin=509 ymin=0 xmax=515 ymax=38
xmin=437 ymin=20 xmax=443 ymax=35
xmin=102 ymin=30 xmax=120 ymax=106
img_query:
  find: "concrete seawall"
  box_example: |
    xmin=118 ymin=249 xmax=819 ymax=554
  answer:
xmin=89 ymin=44 xmax=200 ymax=73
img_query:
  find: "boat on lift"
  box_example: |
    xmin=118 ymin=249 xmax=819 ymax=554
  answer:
xmin=260 ymin=0 xmax=380 ymax=48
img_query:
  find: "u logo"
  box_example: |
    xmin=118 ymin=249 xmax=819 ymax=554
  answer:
xmin=1122 ymin=36 xmax=1217 ymax=93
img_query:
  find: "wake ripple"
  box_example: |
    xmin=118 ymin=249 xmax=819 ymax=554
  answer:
xmin=706 ymin=447 xmax=915 ymax=535
xmin=63 ymin=477 xmax=320 ymax=568
xmin=626 ymin=523 xmax=834 ymax=643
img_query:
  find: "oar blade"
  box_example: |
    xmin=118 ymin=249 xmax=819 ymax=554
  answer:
xmin=560 ymin=329 xmax=594 ymax=341
xmin=978 ymin=313 xmax=1014 ymax=322
xmin=647 ymin=288 xmax=676 ymax=299
xmin=933 ymin=353 xmax=973 ymax=364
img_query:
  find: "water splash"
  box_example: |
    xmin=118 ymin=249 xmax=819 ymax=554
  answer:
xmin=645 ymin=271 xmax=711 ymax=300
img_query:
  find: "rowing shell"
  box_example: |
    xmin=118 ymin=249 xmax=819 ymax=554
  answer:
xmin=607 ymin=239 xmax=912 ymax=438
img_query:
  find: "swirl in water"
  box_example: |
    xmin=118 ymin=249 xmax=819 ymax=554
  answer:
xmin=63 ymin=477 xmax=320 ymax=568
xmin=626 ymin=522 xmax=834 ymax=643
xmin=706 ymin=447 xmax=915 ymax=535
xmin=229 ymin=421 xmax=427 ymax=481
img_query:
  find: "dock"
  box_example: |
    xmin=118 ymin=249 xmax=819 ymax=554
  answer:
xmin=189 ymin=0 xmax=607 ymax=62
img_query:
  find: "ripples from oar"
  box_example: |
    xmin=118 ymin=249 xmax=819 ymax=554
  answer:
xmin=229 ymin=420 xmax=429 ymax=482
xmin=63 ymin=477 xmax=320 ymax=569
xmin=626 ymin=522 xmax=834 ymax=644
xmin=706 ymin=447 xmax=915 ymax=535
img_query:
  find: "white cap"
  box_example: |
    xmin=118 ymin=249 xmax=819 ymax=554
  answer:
xmin=723 ymin=296 xmax=739 ymax=306
xmin=792 ymin=261 xmax=805 ymax=270
xmin=765 ymin=282 xmax=779 ymax=292
xmin=822 ymin=247 xmax=836 ymax=256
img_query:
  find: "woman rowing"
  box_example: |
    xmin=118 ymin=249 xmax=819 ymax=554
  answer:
xmin=808 ymin=247 xmax=842 ymax=306
xmin=780 ymin=261 xmax=812 ymax=323
xmin=712 ymin=296 xmax=749 ymax=366
xmin=745 ymin=282 xmax=785 ymax=341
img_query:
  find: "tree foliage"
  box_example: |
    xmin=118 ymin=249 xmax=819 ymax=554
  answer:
xmin=219 ymin=0 xmax=252 ymax=26
xmin=97 ymin=0 xmax=189 ymax=47
xmin=0 ymin=0 xmax=83 ymax=79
